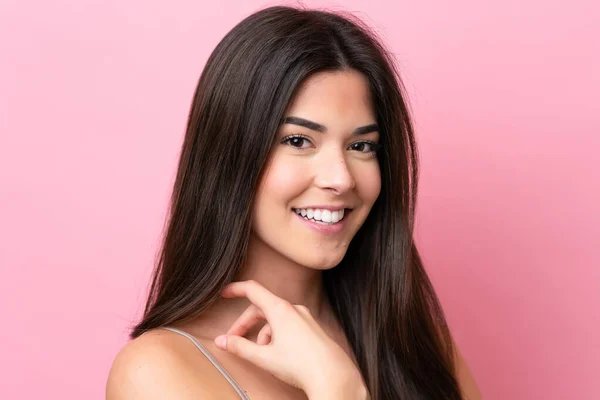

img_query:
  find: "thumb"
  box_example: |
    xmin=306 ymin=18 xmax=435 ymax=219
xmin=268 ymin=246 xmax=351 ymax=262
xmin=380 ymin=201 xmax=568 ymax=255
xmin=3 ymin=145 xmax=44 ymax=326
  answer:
xmin=215 ymin=335 xmax=264 ymax=366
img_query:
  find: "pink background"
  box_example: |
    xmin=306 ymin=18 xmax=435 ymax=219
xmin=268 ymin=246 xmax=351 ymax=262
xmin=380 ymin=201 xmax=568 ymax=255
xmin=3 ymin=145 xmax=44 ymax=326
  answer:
xmin=1 ymin=0 xmax=598 ymax=398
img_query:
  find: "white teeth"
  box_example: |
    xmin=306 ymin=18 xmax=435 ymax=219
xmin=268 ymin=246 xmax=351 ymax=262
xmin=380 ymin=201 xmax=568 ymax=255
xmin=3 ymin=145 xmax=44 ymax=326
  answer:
xmin=331 ymin=211 xmax=339 ymax=222
xmin=292 ymin=207 xmax=347 ymax=224
xmin=314 ymin=209 xmax=322 ymax=220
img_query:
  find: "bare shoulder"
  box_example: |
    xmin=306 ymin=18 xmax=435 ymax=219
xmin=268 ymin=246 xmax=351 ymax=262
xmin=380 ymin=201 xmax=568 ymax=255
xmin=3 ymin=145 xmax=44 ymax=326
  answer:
xmin=106 ymin=329 xmax=238 ymax=400
xmin=451 ymin=338 xmax=483 ymax=400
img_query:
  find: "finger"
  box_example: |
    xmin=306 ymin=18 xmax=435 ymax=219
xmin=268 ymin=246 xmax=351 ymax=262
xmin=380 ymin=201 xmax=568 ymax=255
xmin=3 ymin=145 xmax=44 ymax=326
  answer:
xmin=221 ymin=280 xmax=288 ymax=319
xmin=226 ymin=304 xmax=266 ymax=337
xmin=215 ymin=335 xmax=266 ymax=367
xmin=256 ymin=323 xmax=272 ymax=345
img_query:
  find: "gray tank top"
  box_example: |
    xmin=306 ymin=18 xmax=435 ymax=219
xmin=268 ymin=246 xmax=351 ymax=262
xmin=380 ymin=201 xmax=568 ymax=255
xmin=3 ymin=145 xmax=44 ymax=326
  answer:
xmin=161 ymin=326 xmax=250 ymax=399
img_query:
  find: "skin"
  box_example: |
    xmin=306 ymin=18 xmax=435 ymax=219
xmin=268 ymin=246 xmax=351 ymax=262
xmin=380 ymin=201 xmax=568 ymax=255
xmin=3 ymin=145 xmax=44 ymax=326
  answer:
xmin=106 ymin=70 xmax=482 ymax=400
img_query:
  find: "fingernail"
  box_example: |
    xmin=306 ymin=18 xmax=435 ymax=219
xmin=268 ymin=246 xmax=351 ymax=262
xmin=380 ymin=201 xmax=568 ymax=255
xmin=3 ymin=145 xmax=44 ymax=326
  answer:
xmin=215 ymin=335 xmax=227 ymax=350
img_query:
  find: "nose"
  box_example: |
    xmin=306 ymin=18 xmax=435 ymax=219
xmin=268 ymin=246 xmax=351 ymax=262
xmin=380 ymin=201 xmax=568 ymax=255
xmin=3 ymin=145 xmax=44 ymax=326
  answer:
xmin=313 ymin=149 xmax=356 ymax=194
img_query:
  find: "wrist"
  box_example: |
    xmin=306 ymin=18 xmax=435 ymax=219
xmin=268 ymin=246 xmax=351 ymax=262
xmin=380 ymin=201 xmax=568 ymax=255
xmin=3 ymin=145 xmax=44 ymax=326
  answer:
xmin=305 ymin=368 xmax=369 ymax=400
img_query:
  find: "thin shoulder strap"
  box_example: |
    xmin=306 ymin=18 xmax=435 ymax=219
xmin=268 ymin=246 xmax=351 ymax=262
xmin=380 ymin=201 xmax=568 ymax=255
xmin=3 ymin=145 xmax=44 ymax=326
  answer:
xmin=161 ymin=326 xmax=250 ymax=400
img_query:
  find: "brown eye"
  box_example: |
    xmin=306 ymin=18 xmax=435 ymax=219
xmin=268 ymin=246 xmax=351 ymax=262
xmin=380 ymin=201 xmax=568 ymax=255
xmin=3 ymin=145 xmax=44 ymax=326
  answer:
xmin=289 ymin=137 xmax=306 ymax=147
xmin=348 ymin=141 xmax=381 ymax=154
xmin=281 ymin=134 xmax=312 ymax=149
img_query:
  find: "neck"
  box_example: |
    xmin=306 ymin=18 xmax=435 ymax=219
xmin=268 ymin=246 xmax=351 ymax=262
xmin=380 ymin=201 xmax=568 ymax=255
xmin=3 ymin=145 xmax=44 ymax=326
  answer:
xmin=237 ymin=234 xmax=327 ymax=317
xmin=188 ymin=234 xmax=337 ymax=340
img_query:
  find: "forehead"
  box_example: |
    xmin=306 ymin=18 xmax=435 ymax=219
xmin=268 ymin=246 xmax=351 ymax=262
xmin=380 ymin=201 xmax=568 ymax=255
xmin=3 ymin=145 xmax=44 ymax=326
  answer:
xmin=284 ymin=70 xmax=376 ymax=125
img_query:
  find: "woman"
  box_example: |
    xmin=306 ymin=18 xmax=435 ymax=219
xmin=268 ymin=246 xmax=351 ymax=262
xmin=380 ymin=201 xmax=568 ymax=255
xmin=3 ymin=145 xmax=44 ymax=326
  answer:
xmin=107 ymin=5 xmax=482 ymax=400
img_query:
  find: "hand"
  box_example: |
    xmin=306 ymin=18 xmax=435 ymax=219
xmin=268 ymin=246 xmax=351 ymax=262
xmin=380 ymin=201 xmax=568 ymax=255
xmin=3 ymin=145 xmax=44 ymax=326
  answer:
xmin=214 ymin=280 xmax=367 ymax=398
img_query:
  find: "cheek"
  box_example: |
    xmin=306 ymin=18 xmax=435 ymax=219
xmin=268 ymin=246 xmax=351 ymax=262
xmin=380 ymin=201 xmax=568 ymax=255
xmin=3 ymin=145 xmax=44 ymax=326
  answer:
xmin=256 ymin=155 xmax=308 ymax=210
xmin=255 ymin=154 xmax=310 ymax=218
xmin=355 ymin=162 xmax=381 ymax=203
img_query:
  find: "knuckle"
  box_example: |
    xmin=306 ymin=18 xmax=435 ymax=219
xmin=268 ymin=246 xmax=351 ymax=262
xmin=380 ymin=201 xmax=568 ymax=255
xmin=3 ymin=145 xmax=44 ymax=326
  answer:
xmin=295 ymin=305 xmax=310 ymax=315
xmin=272 ymin=299 xmax=292 ymax=315
xmin=246 ymin=279 xmax=261 ymax=289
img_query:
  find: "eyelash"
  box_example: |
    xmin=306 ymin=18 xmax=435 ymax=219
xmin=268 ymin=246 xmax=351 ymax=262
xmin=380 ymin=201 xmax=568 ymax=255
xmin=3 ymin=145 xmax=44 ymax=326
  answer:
xmin=281 ymin=134 xmax=382 ymax=154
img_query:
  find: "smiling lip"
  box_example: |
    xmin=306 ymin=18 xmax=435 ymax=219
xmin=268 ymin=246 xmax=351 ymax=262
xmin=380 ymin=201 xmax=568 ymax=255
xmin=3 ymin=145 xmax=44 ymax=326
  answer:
xmin=293 ymin=205 xmax=352 ymax=211
xmin=293 ymin=209 xmax=352 ymax=235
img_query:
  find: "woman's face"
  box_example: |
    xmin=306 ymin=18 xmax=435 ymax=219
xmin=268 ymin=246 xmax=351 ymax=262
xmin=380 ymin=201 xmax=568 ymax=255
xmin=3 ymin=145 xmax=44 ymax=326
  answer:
xmin=251 ymin=69 xmax=381 ymax=270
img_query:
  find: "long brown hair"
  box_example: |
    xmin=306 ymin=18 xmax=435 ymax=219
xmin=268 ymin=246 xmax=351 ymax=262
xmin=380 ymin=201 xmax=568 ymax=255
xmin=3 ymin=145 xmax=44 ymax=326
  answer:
xmin=131 ymin=6 xmax=462 ymax=399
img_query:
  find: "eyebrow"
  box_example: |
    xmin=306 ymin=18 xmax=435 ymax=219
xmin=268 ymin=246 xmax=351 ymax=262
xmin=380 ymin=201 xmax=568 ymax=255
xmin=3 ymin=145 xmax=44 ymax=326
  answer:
xmin=282 ymin=116 xmax=379 ymax=135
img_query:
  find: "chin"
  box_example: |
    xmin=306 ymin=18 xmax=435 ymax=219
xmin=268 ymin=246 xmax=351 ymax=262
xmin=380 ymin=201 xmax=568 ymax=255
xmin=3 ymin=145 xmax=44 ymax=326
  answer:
xmin=294 ymin=251 xmax=346 ymax=271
